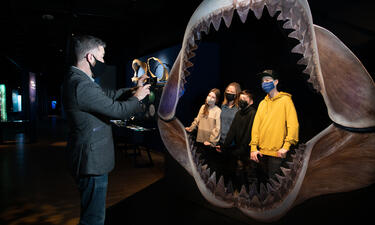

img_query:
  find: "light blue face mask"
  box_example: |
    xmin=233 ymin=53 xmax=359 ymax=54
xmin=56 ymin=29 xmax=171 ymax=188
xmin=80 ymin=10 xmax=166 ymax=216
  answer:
xmin=262 ymin=81 xmax=275 ymax=93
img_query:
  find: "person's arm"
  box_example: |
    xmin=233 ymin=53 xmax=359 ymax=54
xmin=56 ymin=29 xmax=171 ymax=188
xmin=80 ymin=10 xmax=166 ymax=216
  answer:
xmin=103 ymin=73 xmax=148 ymax=100
xmin=188 ymin=105 xmax=204 ymax=131
xmin=209 ymin=108 xmax=221 ymax=146
xmin=282 ymin=98 xmax=299 ymax=150
xmin=76 ymin=80 xmax=142 ymax=120
xmin=102 ymin=87 xmax=135 ymax=100
xmin=241 ymin=109 xmax=256 ymax=151
xmin=250 ymin=105 xmax=262 ymax=152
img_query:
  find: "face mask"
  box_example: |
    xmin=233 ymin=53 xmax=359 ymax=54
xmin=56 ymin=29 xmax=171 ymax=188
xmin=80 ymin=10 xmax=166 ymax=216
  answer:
xmin=89 ymin=56 xmax=107 ymax=78
xmin=225 ymin=93 xmax=236 ymax=102
xmin=206 ymin=97 xmax=215 ymax=106
xmin=238 ymin=100 xmax=248 ymax=109
xmin=262 ymin=81 xmax=275 ymax=93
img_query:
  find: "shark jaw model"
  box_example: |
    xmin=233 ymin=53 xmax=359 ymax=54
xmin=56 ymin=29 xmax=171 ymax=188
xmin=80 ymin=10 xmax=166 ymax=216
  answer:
xmin=157 ymin=0 xmax=375 ymax=222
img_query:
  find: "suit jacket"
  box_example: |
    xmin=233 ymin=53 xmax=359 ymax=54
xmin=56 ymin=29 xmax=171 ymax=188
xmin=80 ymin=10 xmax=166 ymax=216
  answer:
xmin=62 ymin=66 xmax=142 ymax=177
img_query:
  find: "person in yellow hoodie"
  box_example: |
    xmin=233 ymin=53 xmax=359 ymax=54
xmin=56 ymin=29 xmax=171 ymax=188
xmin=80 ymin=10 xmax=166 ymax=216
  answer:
xmin=250 ymin=69 xmax=299 ymax=182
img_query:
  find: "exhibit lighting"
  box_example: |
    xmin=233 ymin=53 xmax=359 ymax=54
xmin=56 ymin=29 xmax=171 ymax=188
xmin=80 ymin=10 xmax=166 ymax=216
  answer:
xmin=29 ymin=72 xmax=36 ymax=103
xmin=18 ymin=95 xmax=22 ymax=111
xmin=51 ymin=100 xmax=57 ymax=110
xmin=0 ymin=84 xmax=7 ymax=121
xmin=12 ymin=90 xmax=22 ymax=112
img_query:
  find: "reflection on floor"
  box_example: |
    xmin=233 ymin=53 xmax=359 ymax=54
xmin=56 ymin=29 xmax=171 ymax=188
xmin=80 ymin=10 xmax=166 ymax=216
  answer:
xmin=2 ymin=116 xmax=375 ymax=225
xmin=0 ymin=116 xmax=165 ymax=225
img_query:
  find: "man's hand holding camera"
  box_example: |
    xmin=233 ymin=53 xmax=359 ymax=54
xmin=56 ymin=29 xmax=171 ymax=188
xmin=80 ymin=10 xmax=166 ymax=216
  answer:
xmin=134 ymin=73 xmax=151 ymax=101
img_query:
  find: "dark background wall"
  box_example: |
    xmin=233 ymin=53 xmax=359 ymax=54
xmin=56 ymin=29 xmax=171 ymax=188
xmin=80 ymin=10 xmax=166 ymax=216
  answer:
xmin=0 ymin=0 xmax=373 ymax=143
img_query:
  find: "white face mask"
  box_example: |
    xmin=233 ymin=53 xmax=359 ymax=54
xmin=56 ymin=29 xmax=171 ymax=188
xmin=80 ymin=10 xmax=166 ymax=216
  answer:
xmin=206 ymin=97 xmax=215 ymax=106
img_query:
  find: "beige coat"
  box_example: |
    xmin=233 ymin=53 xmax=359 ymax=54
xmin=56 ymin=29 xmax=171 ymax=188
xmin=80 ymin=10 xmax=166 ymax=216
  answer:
xmin=188 ymin=104 xmax=221 ymax=146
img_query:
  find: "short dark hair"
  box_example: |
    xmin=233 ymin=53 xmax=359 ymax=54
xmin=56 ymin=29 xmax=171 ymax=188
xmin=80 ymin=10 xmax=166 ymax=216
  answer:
xmin=239 ymin=90 xmax=253 ymax=101
xmin=71 ymin=35 xmax=106 ymax=64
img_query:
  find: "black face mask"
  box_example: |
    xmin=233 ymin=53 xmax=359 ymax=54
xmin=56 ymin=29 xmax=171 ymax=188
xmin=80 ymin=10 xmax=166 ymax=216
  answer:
xmin=89 ymin=56 xmax=107 ymax=78
xmin=225 ymin=93 xmax=236 ymax=102
xmin=238 ymin=100 xmax=249 ymax=110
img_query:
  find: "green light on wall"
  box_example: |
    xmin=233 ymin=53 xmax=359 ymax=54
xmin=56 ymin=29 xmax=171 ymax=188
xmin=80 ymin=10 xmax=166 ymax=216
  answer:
xmin=0 ymin=84 xmax=7 ymax=122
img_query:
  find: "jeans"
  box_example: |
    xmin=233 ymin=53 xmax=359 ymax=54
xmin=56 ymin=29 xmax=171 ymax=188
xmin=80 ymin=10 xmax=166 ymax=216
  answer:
xmin=77 ymin=174 xmax=108 ymax=225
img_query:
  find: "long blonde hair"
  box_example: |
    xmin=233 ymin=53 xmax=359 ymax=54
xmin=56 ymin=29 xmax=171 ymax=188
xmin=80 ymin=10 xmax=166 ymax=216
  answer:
xmin=222 ymin=82 xmax=241 ymax=107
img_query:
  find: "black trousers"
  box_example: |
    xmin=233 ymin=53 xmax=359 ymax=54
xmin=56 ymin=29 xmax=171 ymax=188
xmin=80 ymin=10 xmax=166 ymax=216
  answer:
xmin=255 ymin=154 xmax=285 ymax=185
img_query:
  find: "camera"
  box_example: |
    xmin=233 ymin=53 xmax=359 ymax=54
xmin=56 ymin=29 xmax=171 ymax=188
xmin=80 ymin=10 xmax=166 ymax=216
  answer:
xmin=145 ymin=76 xmax=157 ymax=86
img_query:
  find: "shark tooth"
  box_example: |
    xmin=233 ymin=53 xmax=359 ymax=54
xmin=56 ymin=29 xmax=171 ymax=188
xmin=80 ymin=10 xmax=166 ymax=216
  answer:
xmin=259 ymin=182 xmax=268 ymax=201
xmin=297 ymin=56 xmax=309 ymax=66
xmin=206 ymin=171 xmax=216 ymax=192
xmin=226 ymin=180 xmax=234 ymax=195
xmin=272 ymin=190 xmax=283 ymax=203
xmin=249 ymin=181 xmax=258 ymax=198
xmin=201 ymin=167 xmax=210 ymax=182
xmin=291 ymin=42 xmax=305 ymax=54
xmin=188 ymin=36 xmax=195 ymax=47
xmin=280 ymin=0 xmax=296 ymax=20
xmin=280 ymin=167 xmax=292 ymax=177
xmin=288 ymin=30 xmax=301 ymax=40
xmin=269 ymin=178 xmax=281 ymax=190
xmin=238 ymin=185 xmax=249 ymax=207
xmin=262 ymin=194 xmax=274 ymax=206
xmin=275 ymin=173 xmax=286 ymax=185
xmin=191 ymin=145 xmax=196 ymax=155
xmin=265 ymin=0 xmax=281 ymax=17
xmin=290 ymin=7 xmax=303 ymax=29
xmin=187 ymin=51 xmax=196 ymax=60
xmin=223 ymin=8 xmax=234 ymax=28
xmin=295 ymin=146 xmax=305 ymax=156
xmin=250 ymin=195 xmax=262 ymax=208
xmin=194 ymin=152 xmax=200 ymax=165
xmin=282 ymin=20 xmax=294 ymax=29
xmin=200 ymin=20 xmax=210 ymax=34
xmin=276 ymin=11 xmax=285 ymax=21
xmin=215 ymin=176 xmax=226 ymax=198
xmin=251 ymin=0 xmax=265 ymax=20
xmin=184 ymin=60 xmax=194 ymax=70
xmin=266 ymin=182 xmax=275 ymax=193
xmin=286 ymin=161 xmax=295 ymax=169
xmin=183 ymin=69 xmax=191 ymax=77
xmin=194 ymin=30 xmax=202 ymax=41
xmin=197 ymin=163 xmax=202 ymax=174
xmin=236 ymin=5 xmax=250 ymax=23
xmin=291 ymin=18 xmax=302 ymax=32
xmin=211 ymin=13 xmax=222 ymax=31
xmin=239 ymin=185 xmax=249 ymax=198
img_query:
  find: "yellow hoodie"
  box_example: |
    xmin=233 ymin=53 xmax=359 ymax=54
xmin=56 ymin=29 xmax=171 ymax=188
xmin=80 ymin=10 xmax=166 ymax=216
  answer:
xmin=250 ymin=92 xmax=299 ymax=157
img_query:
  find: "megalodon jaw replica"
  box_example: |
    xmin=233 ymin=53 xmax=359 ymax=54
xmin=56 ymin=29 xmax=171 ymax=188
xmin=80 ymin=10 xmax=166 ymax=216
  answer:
xmin=157 ymin=0 xmax=375 ymax=222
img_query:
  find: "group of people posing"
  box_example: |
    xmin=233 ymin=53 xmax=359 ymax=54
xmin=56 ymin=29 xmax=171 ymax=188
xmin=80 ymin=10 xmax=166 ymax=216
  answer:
xmin=185 ymin=69 xmax=299 ymax=190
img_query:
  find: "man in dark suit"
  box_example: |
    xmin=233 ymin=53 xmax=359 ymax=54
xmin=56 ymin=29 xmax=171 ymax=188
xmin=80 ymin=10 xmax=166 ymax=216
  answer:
xmin=62 ymin=35 xmax=150 ymax=225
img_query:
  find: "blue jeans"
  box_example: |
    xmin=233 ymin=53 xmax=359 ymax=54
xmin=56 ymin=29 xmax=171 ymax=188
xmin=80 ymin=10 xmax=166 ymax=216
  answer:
xmin=77 ymin=174 xmax=108 ymax=225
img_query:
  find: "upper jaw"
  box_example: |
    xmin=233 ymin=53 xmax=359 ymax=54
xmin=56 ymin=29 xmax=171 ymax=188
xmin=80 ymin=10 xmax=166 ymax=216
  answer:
xmin=159 ymin=0 xmax=375 ymax=127
xmin=159 ymin=0 xmax=323 ymax=121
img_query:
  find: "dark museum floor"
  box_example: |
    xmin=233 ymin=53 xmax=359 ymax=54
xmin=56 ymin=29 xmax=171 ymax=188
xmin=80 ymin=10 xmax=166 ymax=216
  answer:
xmin=0 ymin=116 xmax=165 ymax=225
xmin=1 ymin=116 xmax=375 ymax=225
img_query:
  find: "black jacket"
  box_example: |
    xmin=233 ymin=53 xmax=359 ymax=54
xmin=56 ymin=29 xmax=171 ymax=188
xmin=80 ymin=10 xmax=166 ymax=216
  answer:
xmin=223 ymin=105 xmax=256 ymax=157
xmin=62 ymin=66 xmax=142 ymax=177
